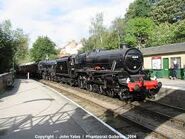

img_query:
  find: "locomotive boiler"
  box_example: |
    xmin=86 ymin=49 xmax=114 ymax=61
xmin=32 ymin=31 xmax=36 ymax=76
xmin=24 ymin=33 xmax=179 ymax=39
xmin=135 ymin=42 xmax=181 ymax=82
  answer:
xmin=77 ymin=48 xmax=143 ymax=73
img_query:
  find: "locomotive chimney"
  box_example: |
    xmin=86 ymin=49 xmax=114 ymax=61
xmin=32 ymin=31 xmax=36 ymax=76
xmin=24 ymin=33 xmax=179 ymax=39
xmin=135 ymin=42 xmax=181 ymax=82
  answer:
xmin=120 ymin=43 xmax=131 ymax=49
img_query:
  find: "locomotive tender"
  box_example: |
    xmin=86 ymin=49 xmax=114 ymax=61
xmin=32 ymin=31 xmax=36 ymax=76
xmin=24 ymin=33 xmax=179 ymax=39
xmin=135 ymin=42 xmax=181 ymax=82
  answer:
xmin=19 ymin=47 xmax=162 ymax=101
xmin=18 ymin=62 xmax=39 ymax=78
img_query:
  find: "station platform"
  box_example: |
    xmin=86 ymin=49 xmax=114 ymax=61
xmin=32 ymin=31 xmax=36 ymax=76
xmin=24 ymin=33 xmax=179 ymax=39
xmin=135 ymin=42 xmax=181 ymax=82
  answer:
xmin=158 ymin=78 xmax=185 ymax=90
xmin=0 ymin=79 xmax=125 ymax=139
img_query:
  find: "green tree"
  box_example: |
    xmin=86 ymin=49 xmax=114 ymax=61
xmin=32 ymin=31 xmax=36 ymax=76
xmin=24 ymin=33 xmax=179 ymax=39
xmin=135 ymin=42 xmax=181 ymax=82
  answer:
xmin=174 ymin=19 xmax=185 ymax=42
xmin=31 ymin=36 xmax=57 ymax=62
xmin=151 ymin=0 xmax=185 ymax=23
xmin=149 ymin=19 xmax=185 ymax=46
xmin=102 ymin=31 xmax=119 ymax=50
xmin=0 ymin=20 xmax=18 ymax=73
xmin=89 ymin=13 xmax=106 ymax=49
xmin=0 ymin=29 xmax=15 ymax=73
xmin=124 ymin=17 xmax=155 ymax=48
xmin=150 ymin=22 xmax=175 ymax=46
xmin=0 ymin=20 xmax=29 ymax=69
xmin=81 ymin=37 xmax=96 ymax=52
xmin=111 ymin=18 xmax=126 ymax=45
xmin=83 ymin=13 xmax=121 ymax=51
xmin=13 ymin=28 xmax=29 ymax=64
xmin=125 ymin=0 xmax=152 ymax=19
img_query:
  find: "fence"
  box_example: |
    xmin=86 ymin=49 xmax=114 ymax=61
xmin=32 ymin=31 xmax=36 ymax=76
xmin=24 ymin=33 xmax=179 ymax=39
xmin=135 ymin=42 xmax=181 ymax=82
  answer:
xmin=0 ymin=72 xmax=14 ymax=92
xmin=145 ymin=68 xmax=185 ymax=80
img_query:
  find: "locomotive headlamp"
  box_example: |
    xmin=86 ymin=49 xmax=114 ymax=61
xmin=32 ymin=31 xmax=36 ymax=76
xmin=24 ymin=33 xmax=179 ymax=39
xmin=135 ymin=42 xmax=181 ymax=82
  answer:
xmin=126 ymin=78 xmax=130 ymax=83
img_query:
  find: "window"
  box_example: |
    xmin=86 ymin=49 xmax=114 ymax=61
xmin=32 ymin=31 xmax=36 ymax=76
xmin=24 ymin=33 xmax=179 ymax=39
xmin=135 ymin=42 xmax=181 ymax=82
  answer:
xmin=170 ymin=57 xmax=181 ymax=69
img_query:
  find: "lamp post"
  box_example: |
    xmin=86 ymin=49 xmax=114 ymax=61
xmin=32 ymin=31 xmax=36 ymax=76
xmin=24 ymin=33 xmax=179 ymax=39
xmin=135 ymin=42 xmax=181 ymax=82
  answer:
xmin=46 ymin=54 xmax=49 ymax=61
xmin=11 ymin=53 xmax=15 ymax=81
xmin=117 ymin=30 xmax=121 ymax=49
xmin=137 ymin=34 xmax=145 ymax=50
xmin=137 ymin=34 xmax=142 ymax=50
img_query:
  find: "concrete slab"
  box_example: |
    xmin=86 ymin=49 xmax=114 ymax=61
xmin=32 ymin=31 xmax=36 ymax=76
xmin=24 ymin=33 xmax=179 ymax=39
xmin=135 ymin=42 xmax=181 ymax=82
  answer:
xmin=0 ymin=79 xmax=125 ymax=139
xmin=158 ymin=78 xmax=185 ymax=90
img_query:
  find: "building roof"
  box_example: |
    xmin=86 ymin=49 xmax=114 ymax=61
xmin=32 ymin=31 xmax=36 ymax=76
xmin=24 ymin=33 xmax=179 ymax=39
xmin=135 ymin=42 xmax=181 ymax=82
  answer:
xmin=141 ymin=42 xmax=185 ymax=56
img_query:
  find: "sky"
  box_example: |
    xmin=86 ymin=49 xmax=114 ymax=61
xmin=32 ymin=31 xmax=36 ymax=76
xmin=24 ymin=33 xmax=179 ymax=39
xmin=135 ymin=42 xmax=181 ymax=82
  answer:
xmin=0 ymin=0 xmax=134 ymax=48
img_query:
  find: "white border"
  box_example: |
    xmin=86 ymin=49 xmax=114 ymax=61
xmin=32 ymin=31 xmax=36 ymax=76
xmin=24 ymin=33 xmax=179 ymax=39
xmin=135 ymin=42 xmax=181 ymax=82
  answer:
xmin=162 ymin=85 xmax=185 ymax=91
xmin=38 ymin=80 xmax=127 ymax=139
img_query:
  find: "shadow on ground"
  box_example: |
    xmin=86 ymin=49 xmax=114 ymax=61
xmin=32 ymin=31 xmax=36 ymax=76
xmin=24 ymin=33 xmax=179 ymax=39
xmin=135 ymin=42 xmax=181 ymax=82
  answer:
xmin=0 ymin=105 xmax=86 ymax=139
xmin=0 ymin=79 xmax=21 ymax=99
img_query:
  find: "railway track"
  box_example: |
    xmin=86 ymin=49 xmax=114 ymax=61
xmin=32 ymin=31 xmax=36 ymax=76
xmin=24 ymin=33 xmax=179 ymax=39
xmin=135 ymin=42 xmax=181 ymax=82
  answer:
xmin=133 ymin=100 xmax=185 ymax=128
xmin=41 ymin=80 xmax=185 ymax=139
xmin=146 ymin=100 xmax=185 ymax=112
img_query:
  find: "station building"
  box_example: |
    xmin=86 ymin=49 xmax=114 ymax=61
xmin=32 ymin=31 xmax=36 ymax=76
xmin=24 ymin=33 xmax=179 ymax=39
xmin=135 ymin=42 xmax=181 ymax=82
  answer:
xmin=141 ymin=42 xmax=185 ymax=79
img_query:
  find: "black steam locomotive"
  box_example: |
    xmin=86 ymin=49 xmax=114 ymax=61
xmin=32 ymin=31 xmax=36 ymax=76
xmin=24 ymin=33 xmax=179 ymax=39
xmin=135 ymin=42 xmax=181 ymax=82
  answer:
xmin=19 ymin=47 xmax=162 ymax=101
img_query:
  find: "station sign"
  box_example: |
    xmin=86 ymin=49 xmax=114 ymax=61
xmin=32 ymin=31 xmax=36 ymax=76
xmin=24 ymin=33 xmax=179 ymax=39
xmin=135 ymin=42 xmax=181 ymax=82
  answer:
xmin=152 ymin=56 xmax=161 ymax=69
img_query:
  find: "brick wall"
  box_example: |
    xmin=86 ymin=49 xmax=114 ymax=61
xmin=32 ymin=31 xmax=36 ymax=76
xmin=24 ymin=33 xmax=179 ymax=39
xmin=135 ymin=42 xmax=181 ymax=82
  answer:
xmin=0 ymin=72 xmax=14 ymax=92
